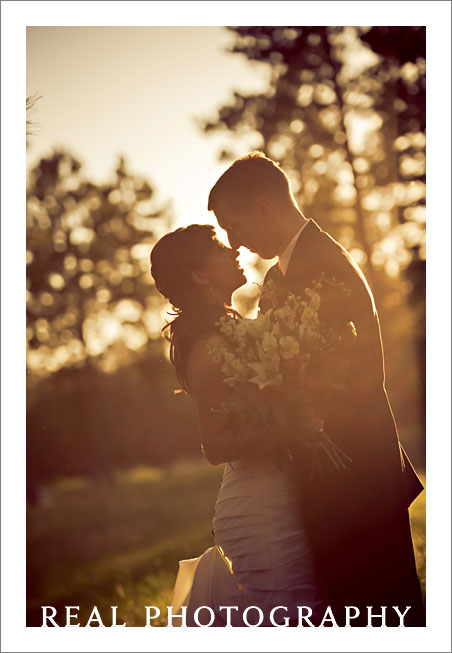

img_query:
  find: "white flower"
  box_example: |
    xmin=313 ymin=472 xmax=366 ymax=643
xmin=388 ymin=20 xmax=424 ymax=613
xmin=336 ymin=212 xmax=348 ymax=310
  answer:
xmin=220 ymin=351 xmax=239 ymax=376
xmin=271 ymin=322 xmax=281 ymax=337
xmin=261 ymin=331 xmax=279 ymax=357
xmin=248 ymin=366 xmax=283 ymax=390
xmin=247 ymin=353 xmax=281 ymax=390
xmin=279 ymin=336 xmax=300 ymax=360
xmin=301 ymin=306 xmax=318 ymax=326
xmin=218 ymin=319 xmax=235 ymax=337
xmin=241 ymin=311 xmax=273 ymax=340
xmin=275 ymin=305 xmax=295 ymax=329
xmin=256 ymin=340 xmax=279 ymax=372
xmin=229 ymin=325 xmax=247 ymax=349
xmin=304 ymin=288 xmax=321 ymax=310
xmin=249 ymin=372 xmax=283 ymax=390
xmin=230 ymin=357 xmax=249 ymax=382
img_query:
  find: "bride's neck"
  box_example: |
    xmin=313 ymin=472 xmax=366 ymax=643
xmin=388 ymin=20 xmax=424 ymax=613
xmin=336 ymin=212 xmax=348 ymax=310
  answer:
xmin=199 ymin=287 xmax=231 ymax=309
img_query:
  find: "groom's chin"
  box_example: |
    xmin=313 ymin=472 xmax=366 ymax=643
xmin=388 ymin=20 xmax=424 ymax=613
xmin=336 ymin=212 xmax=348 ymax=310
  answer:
xmin=233 ymin=277 xmax=248 ymax=293
xmin=259 ymin=251 xmax=278 ymax=261
xmin=253 ymin=245 xmax=278 ymax=260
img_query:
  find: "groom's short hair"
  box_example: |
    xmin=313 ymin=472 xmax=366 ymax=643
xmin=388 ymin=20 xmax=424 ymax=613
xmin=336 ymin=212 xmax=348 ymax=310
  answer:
xmin=208 ymin=151 xmax=295 ymax=212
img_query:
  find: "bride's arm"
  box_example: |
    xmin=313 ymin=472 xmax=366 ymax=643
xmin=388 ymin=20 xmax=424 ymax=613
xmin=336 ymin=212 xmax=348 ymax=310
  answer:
xmin=187 ymin=334 xmax=287 ymax=465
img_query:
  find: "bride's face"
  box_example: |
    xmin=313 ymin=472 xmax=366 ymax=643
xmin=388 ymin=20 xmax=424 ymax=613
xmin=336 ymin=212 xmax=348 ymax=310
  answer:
xmin=195 ymin=241 xmax=247 ymax=301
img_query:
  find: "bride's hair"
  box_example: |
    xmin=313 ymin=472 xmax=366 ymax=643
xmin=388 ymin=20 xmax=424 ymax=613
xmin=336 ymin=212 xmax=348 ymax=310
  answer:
xmin=150 ymin=224 xmax=238 ymax=393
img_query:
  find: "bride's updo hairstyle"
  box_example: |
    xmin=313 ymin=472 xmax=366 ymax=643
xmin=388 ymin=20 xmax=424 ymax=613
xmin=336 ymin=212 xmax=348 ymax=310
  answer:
xmin=150 ymin=224 xmax=237 ymax=392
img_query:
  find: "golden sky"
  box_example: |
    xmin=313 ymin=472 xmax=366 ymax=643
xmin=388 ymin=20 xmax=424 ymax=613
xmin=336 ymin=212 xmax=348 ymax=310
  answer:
xmin=26 ymin=26 xmax=278 ymax=371
xmin=26 ymin=27 xmax=270 ymax=238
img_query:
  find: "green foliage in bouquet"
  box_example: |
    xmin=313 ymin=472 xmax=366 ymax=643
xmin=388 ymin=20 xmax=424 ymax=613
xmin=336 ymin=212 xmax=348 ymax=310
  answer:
xmin=209 ymin=276 xmax=356 ymax=478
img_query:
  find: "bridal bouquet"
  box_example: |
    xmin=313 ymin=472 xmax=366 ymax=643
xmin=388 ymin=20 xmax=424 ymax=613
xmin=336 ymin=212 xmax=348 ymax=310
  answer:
xmin=209 ymin=276 xmax=356 ymax=479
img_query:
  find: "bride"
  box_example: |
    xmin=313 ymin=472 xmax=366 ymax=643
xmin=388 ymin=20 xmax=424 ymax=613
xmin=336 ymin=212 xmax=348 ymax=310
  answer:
xmin=150 ymin=224 xmax=325 ymax=627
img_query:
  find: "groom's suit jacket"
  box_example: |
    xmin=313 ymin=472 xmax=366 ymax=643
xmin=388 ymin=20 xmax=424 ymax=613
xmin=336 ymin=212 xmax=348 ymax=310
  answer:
xmin=260 ymin=219 xmax=425 ymax=624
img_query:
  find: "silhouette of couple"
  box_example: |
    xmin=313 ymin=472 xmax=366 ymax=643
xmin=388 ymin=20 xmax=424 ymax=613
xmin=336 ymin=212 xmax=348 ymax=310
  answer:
xmin=150 ymin=152 xmax=425 ymax=627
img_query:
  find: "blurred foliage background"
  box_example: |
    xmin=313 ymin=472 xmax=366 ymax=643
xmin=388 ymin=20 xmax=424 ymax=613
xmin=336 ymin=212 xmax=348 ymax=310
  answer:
xmin=26 ymin=26 xmax=425 ymax=625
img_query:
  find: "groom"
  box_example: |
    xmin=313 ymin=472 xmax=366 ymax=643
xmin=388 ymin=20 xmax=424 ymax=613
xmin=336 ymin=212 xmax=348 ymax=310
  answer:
xmin=208 ymin=151 xmax=425 ymax=626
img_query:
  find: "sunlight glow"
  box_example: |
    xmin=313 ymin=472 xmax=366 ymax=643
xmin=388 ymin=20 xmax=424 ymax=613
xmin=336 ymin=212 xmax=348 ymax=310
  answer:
xmin=114 ymin=299 xmax=142 ymax=322
xmin=122 ymin=324 xmax=147 ymax=351
xmin=83 ymin=311 xmax=122 ymax=356
xmin=48 ymin=273 xmax=65 ymax=290
xmin=345 ymin=111 xmax=383 ymax=154
xmin=25 ymin=26 xmax=427 ymax=377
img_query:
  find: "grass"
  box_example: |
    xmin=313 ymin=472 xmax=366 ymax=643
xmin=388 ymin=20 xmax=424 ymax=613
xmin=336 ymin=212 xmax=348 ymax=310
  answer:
xmin=27 ymin=460 xmax=425 ymax=626
xmin=27 ymin=460 xmax=224 ymax=626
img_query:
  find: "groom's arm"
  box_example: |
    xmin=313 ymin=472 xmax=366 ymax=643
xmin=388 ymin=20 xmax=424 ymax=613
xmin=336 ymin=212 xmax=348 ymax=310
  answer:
xmin=317 ymin=243 xmax=386 ymax=392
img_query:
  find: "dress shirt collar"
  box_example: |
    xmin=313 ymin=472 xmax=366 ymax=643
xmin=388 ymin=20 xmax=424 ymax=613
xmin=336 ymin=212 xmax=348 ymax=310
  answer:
xmin=278 ymin=219 xmax=310 ymax=276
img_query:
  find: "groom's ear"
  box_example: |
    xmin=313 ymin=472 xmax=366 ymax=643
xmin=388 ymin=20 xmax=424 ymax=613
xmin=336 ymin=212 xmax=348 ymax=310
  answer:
xmin=191 ymin=270 xmax=209 ymax=286
xmin=255 ymin=198 xmax=273 ymax=222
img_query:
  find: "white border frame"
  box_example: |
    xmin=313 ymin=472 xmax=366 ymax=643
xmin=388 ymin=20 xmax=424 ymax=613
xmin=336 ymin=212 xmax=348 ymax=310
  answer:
xmin=2 ymin=2 xmax=451 ymax=651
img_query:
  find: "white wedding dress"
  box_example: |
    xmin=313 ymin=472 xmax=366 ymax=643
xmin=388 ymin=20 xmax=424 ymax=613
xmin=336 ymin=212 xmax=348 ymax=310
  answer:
xmin=170 ymin=451 xmax=324 ymax=626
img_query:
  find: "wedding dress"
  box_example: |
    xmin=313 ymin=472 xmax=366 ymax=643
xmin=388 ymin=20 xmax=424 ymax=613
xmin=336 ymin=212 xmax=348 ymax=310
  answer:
xmin=170 ymin=450 xmax=324 ymax=626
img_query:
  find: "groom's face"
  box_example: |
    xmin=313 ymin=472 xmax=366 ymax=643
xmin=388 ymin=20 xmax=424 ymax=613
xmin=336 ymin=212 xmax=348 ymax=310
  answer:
xmin=213 ymin=199 xmax=278 ymax=259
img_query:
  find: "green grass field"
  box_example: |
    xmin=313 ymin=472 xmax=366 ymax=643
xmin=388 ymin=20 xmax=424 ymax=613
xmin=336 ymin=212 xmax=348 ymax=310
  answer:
xmin=27 ymin=460 xmax=426 ymax=627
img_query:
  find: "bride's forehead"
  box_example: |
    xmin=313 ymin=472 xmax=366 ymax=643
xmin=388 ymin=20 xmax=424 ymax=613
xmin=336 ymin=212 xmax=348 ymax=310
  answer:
xmin=211 ymin=238 xmax=229 ymax=253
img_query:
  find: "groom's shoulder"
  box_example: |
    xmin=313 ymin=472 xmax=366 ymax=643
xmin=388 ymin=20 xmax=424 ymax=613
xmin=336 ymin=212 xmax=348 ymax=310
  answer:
xmin=308 ymin=219 xmax=345 ymax=252
xmin=305 ymin=220 xmax=358 ymax=264
xmin=296 ymin=219 xmax=373 ymax=297
xmin=294 ymin=219 xmax=346 ymax=270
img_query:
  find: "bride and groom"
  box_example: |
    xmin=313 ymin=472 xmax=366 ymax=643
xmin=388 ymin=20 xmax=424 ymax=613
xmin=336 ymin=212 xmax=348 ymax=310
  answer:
xmin=150 ymin=152 xmax=425 ymax=627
